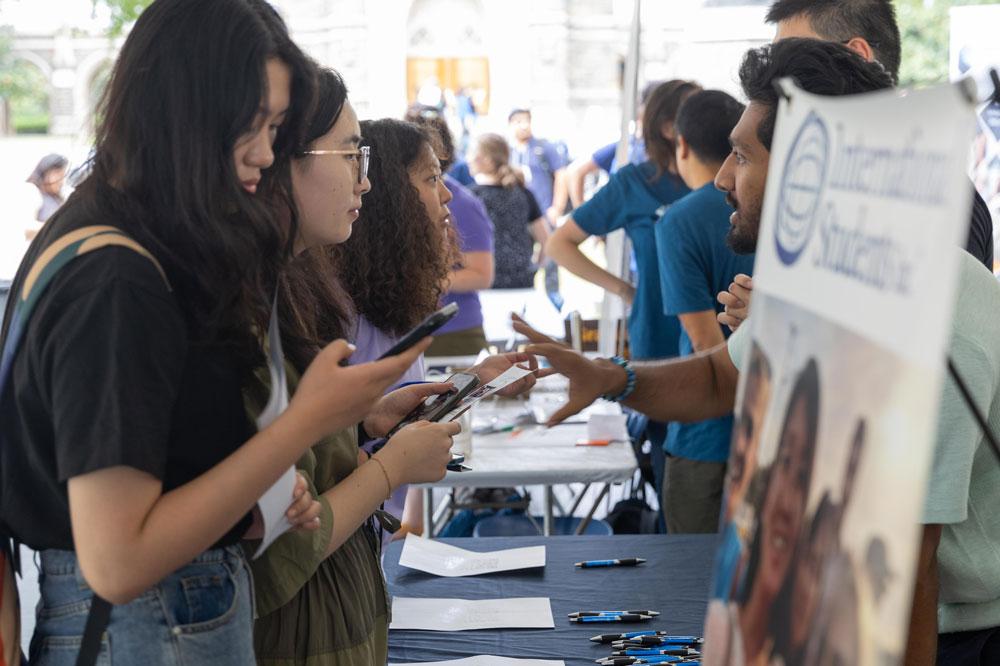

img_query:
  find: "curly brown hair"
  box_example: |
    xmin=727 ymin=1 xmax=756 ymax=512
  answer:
xmin=329 ymin=118 xmax=459 ymax=337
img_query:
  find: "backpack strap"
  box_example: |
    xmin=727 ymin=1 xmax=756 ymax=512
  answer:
xmin=1 ymin=226 xmax=169 ymax=391
xmin=0 ymin=225 xmax=169 ymax=666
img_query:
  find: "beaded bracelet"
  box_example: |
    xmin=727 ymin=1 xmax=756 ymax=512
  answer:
xmin=370 ymin=456 xmax=393 ymax=500
xmin=601 ymin=355 xmax=637 ymax=403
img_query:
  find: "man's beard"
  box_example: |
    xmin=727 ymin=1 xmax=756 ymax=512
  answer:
xmin=726 ymin=213 xmax=760 ymax=254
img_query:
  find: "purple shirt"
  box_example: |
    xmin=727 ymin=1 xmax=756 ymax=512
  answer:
xmin=349 ymin=315 xmax=425 ymax=530
xmin=350 ymin=315 xmax=425 ymax=387
xmin=440 ymin=175 xmax=494 ymax=334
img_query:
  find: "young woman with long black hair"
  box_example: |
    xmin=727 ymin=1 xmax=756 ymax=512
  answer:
xmin=0 ymin=2 xmax=443 ymax=663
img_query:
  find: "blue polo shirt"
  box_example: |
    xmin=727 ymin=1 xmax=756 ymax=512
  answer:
xmin=655 ymin=183 xmax=755 ymax=462
xmin=573 ymin=161 xmax=689 ymax=360
xmin=510 ymin=137 xmax=567 ymax=211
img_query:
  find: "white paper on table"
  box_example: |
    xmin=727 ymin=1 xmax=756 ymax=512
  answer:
xmin=389 ymin=597 xmax=554 ymax=631
xmin=253 ymin=296 xmax=297 ymax=559
xmin=440 ymin=365 xmax=534 ymax=421
xmin=587 ymin=413 xmax=629 ymax=441
xmin=398 ymin=534 xmax=545 ymax=577
xmin=389 ymin=658 xmax=565 ymax=666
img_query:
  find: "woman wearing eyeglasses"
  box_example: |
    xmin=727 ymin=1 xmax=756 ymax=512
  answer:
xmin=248 ymin=70 xmax=462 ymax=666
xmin=248 ymin=73 xmax=544 ymax=665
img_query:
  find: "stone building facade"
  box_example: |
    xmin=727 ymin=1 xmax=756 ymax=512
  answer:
xmin=7 ymin=0 xmax=772 ymax=154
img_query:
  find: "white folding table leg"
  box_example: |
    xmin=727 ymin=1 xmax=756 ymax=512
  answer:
xmin=543 ymin=486 xmax=554 ymax=536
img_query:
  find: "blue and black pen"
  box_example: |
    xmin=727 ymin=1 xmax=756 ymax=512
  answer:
xmin=612 ymin=648 xmax=701 ymax=657
xmin=576 ymin=557 xmax=646 ymax=568
xmin=596 ymin=657 xmax=699 ymax=665
xmin=592 ymin=632 xmax=700 ymax=644
xmin=569 ymin=610 xmax=660 ymax=618
xmin=615 ymin=635 xmax=703 ymax=647
xmin=570 ymin=613 xmax=654 ymax=623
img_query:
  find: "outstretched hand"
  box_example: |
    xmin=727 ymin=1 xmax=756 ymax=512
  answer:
xmin=468 ymin=351 xmax=557 ymax=397
xmin=510 ymin=313 xmax=624 ymax=426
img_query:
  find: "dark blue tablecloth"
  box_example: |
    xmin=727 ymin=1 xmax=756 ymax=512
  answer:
xmin=384 ymin=534 xmax=717 ymax=665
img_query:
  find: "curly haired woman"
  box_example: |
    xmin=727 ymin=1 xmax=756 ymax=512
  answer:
xmin=329 ymin=118 xmax=460 ymax=535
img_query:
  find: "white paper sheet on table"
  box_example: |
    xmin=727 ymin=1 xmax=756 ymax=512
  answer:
xmin=253 ymin=296 xmax=297 ymax=559
xmin=389 ymin=597 xmax=554 ymax=631
xmin=398 ymin=534 xmax=545 ymax=577
xmin=440 ymin=365 xmax=534 ymax=421
xmin=390 ymin=658 xmax=564 ymax=666
xmin=587 ymin=413 xmax=629 ymax=441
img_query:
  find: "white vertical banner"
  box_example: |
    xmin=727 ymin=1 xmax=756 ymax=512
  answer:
xmin=598 ymin=0 xmax=641 ymax=357
xmin=704 ymin=80 xmax=975 ymax=665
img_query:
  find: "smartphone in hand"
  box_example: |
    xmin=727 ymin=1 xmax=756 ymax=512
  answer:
xmin=386 ymin=372 xmax=480 ymax=437
xmin=377 ymin=303 xmax=459 ymax=360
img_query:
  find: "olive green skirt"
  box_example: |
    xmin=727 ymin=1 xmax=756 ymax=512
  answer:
xmin=253 ymin=524 xmax=388 ymax=666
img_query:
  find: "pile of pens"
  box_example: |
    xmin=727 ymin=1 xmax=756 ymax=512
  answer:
xmin=588 ymin=631 xmax=703 ymax=665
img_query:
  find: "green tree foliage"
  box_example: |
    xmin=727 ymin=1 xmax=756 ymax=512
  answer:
xmin=92 ymin=0 xmax=153 ymax=36
xmin=0 ymin=27 xmax=50 ymax=133
xmin=896 ymin=0 xmax=997 ymax=88
xmin=0 ymin=27 xmax=31 ymax=102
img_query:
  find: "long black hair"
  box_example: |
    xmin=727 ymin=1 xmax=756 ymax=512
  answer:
xmin=273 ymin=68 xmax=356 ymax=372
xmin=19 ymin=0 xmax=317 ymax=363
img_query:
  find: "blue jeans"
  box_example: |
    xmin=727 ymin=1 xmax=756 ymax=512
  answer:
xmin=29 ymin=545 xmax=254 ymax=665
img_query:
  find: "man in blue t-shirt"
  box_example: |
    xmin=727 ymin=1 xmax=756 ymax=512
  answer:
xmin=654 ymin=90 xmax=753 ymax=534
xmin=508 ymin=108 xmax=569 ymax=220
xmin=508 ymin=108 xmax=569 ymax=308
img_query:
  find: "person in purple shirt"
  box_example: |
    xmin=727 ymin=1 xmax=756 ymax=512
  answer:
xmin=404 ymin=106 xmax=495 ymax=356
xmin=336 ymin=118 xmax=537 ymax=540
xmin=430 ymin=174 xmax=495 ymax=355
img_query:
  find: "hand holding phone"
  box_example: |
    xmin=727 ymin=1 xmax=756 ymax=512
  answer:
xmin=377 ymin=303 xmax=459 ymax=360
xmin=386 ymin=372 xmax=480 ymax=437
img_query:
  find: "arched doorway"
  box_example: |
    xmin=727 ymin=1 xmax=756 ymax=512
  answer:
xmin=3 ymin=56 xmax=51 ymax=135
xmin=405 ymin=0 xmax=490 ymax=126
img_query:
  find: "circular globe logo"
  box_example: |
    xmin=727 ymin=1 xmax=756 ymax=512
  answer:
xmin=775 ymin=113 xmax=829 ymax=266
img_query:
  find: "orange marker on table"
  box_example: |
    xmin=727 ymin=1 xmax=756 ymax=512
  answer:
xmin=576 ymin=439 xmax=611 ymax=446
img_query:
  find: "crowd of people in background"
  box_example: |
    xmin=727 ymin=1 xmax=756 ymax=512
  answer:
xmin=1 ymin=0 xmax=999 ymax=665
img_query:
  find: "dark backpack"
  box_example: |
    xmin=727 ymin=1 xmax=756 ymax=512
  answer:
xmin=604 ymin=497 xmax=660 ymax=534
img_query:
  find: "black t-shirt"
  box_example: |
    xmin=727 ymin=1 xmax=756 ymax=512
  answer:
xmin=472 ymin=184 xmax=543 ymax=289
xmin=967 ymin=186 xmax=994 ymax=271
xmin=0 ymin=207 xmax=254 ymax=551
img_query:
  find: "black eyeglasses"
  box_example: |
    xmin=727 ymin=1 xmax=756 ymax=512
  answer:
xmin=301 ymin=145 xmax=370 ymax=184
